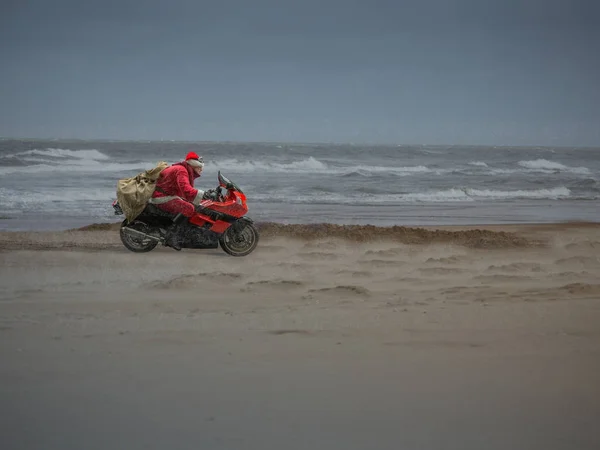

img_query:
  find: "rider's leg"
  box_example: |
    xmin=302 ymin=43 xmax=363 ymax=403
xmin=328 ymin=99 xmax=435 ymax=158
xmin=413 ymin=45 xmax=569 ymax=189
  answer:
xmin=155 ymin=200 xmax=195 ymax=250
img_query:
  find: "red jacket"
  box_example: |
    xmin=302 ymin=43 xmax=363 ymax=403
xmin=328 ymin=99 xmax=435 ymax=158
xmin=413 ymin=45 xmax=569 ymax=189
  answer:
xmin=152 ymin=162 xmax=203 ymax=204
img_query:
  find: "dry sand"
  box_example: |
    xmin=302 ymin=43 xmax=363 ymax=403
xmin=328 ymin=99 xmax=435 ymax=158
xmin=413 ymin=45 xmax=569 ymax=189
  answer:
xmin=1 ymin=222 xmax=600 ymax=449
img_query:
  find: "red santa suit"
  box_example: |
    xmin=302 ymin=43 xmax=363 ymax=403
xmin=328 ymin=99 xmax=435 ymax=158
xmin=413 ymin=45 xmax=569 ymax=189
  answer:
xmin=150 ymin=153 xmax=205 ymax=217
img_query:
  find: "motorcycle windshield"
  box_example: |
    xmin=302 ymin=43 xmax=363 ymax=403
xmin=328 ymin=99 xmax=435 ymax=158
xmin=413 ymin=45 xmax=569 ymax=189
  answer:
xmin=218 ymin=171 xmax=243 ymax=194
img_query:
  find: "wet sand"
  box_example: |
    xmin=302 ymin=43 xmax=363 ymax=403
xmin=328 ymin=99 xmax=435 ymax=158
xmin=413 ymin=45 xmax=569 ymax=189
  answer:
xmin=1 ymin=222 xmax=600 ymax=449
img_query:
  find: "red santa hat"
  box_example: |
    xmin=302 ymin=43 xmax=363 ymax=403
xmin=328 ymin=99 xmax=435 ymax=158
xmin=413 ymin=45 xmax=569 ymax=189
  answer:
xmin=185 ymin=152 xmax=204 ymax=168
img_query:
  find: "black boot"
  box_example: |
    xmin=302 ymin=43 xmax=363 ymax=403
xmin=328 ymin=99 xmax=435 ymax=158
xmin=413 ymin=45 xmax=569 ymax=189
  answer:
xmin=164 ymin=213 xmax=186 ymax=251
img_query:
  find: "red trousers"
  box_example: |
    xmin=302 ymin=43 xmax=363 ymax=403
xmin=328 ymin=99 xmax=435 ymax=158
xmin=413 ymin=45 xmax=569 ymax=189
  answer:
xmin=155 ymin=198 xmax=195 ymax=218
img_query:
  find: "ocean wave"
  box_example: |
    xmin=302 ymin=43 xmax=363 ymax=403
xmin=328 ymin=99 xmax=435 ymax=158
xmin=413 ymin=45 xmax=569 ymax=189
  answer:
xmin=6 ymin=148 xmax=110 ymax=161
xmin=0 ymin=156 xmax=28 ymax=167
xmin=517 ymin=159 xmax=590 ymax=174
xmin=468 ymin=161 xmax=489 ymax=167
xmin=213 ymin=157 xmax=435 ymax=176
xmin=0 ymin=147 xmax=138 ymax=175
xmin=353 ymin=186 xmax=384 ymax=195
xmin=0 ymin=187 xmax=115 ymax=209
xmin=251 ymin=186 xmax=575 ymax=205
xmin=339 ymin=169 xmax=371 ymax=178
xmin=0 ymin=162 xmax=147 ymax=175
xmin=399 ymin=189 xmax=472 ymax=202
xmin=464 ymin=187 xmax=571 ymax=199
xmin=418 ymin=148 xmax=445 ymax=155
xmin=394 ymin=186 xmax=573 ymax=202
xmin=390 ymin=187 xmax=571 ymax=202
xmin=0 ymin=151 xmax=444 ymax=178
xmin=213 ymin=157 xmax=328 ymax=173
xmin=339 ymin=166 xmax=437 ymax=177
xmin=568 ymin=178 xmax=600 ymax=192
xmin=370 ymin=165 xmax=433 ymax=175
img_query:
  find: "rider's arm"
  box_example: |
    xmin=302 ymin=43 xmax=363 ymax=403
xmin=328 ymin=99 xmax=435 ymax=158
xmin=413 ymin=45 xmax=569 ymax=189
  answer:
xmin=174 ymin=167 xmax=204 ymax=205
xmin=191 ymin=189 xmax=205 ymax=205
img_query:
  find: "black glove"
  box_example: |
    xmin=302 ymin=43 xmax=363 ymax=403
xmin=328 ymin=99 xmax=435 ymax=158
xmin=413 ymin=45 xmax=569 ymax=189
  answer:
xmin=202 ymin=189 xmax=218 ymax=201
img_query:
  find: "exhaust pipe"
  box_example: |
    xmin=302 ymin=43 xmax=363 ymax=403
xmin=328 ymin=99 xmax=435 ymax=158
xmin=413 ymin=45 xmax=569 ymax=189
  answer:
xmin=122 ymin=227 xmax=162 ymax=242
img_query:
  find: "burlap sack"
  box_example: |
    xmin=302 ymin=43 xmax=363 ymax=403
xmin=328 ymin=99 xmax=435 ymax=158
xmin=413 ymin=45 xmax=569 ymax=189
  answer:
xmin=116 ymin=161 xmax=168 ymax=222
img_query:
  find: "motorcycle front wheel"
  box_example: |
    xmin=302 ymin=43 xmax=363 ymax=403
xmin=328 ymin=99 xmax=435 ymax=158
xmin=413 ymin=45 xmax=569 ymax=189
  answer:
xmin=219 ymin=222 xmax=259 ymax=257
xmin=120 ymin=220 xmax=159 ymax=253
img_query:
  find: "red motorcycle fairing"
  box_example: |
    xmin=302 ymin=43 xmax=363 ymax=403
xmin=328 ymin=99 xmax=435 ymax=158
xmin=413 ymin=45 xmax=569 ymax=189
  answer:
xmin=189 ymin=189 xmax=248 ymax=234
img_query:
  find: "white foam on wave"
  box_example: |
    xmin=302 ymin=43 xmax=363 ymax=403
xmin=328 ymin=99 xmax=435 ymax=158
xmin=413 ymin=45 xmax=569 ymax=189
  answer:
xmin=0 ymin=187 xmax=115 ymax=210
xmin=214 ymin=157 xmax=434 ymax=176
xmin=367 ymin=165 xmax=432 ymax=175
xmin=390 ymin=186 xmax=572 ymax=202
xmin=252 ymin=186 xmax=573 ymax=205
xmin=518 ymin=159 xmax=590 ymax=174
xmin=0 ymin=161 xmax=148 ymax=175
xmin=398 ymin=189 xmax=472 ymax=202
xmin=418 ymin=148 xmax=445 ymax=155
xmin=214 ymin=157 xmax=328 ymax=173
xmin=465 ymin=186 xmax=571 ymax=199
xmin=8 ymin=148 xmax=110 ymax=161
xmin=0 ymin=147 xmax=141 ymax=175
xmin=468 ymin=161 xmax=489 ymax=167
xmin=340 ymin=165 xmax=437 ymax=177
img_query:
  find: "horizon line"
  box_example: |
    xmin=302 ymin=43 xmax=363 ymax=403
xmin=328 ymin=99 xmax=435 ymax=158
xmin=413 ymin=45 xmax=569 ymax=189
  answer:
xmin=0 ymin=135 xmax=598 ymax=149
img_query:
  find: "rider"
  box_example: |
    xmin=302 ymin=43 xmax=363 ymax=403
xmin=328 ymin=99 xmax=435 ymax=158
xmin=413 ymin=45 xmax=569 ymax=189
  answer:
xmin=150 ymin=151 xmax=214 ymax=250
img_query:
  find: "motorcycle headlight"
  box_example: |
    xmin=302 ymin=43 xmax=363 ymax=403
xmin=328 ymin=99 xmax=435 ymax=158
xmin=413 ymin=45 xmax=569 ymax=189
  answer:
xmin=236 ymin=197 xmax=243 ymax=205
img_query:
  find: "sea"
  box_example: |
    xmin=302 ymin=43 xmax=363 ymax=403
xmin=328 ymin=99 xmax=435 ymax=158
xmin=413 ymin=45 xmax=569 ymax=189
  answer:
xmin=1 ymin=139 xmax=599 ymax=231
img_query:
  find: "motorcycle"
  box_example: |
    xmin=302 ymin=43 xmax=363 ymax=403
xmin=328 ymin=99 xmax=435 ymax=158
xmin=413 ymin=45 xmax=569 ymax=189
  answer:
xmin=113 ymin=171 xmax=259 ymax=256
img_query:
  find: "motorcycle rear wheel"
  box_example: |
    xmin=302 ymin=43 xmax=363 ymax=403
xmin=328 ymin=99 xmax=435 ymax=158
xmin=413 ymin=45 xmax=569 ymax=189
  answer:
xmin=120 ymin=220 xmax=159 ymax=253
xmin=219 ymin=222 xmax=259 ymax=257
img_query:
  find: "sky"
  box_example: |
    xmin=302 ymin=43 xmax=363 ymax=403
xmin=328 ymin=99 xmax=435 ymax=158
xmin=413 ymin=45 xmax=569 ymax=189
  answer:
xmin=1 ymin=0 xmax=599 ymax=145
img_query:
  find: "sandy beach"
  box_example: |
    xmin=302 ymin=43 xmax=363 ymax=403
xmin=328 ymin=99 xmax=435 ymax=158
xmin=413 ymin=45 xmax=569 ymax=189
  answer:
xmin=1 ymin=222 xmax=600 ymax=449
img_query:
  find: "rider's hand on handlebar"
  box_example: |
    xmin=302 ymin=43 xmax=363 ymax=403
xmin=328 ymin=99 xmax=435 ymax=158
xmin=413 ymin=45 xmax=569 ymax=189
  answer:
xmin=202 ymin=189 xmax=219 ymax=201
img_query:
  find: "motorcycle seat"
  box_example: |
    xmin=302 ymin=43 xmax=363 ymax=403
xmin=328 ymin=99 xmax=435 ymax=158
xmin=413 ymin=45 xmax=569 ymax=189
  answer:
xmin=142 ymin=203 xmax=179 ymax=219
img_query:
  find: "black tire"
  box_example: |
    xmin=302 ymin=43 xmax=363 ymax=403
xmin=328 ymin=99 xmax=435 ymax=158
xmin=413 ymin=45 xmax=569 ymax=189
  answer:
xmin=219 ymin=221 xmax=259 ymax=257
xmin=120 ymin=220 xmax=159 ymax=253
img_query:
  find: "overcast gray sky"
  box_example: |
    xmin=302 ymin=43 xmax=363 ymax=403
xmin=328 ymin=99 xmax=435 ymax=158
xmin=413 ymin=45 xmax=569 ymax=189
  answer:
xmin=1 ymin=0 xmax=599 ymax=145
